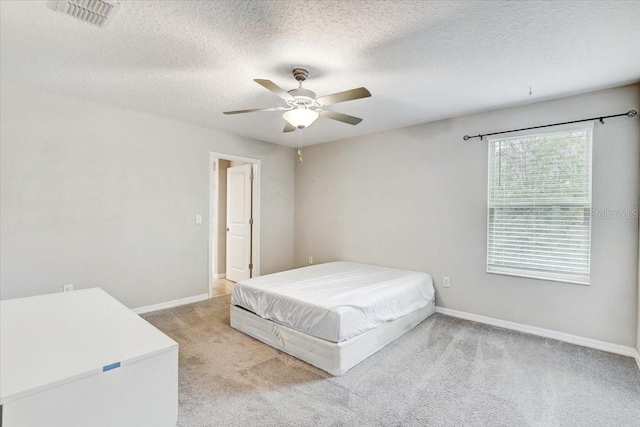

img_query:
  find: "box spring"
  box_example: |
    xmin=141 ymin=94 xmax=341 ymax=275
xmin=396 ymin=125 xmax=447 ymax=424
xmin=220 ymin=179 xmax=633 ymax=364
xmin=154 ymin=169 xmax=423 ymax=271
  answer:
xmin=230 ymin=299 xmax=435 ymax=376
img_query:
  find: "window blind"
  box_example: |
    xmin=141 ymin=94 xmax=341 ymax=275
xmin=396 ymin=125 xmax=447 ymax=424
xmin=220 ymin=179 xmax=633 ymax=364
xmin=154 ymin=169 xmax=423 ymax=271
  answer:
xmin=487 ymin=126 xmax=592 ymax=285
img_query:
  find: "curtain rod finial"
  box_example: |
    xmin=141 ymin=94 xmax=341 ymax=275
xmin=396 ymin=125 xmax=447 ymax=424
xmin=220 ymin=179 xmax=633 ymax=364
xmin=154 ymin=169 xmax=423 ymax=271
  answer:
xmin=628 ymin=110 xmax=637 ymax=118
xmin=463 ymin=135 xmax=470 ymax=141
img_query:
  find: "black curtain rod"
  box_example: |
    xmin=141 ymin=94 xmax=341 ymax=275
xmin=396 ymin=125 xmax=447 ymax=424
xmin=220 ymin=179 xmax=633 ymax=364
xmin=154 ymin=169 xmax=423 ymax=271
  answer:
xmin=463 ymin=110 xmax=637 ymax=141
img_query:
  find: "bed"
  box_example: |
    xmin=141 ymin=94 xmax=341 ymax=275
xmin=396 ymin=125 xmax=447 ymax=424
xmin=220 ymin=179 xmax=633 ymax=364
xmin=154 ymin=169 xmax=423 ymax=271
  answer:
xmin=230 ymin=261 xmax=435 ymax=375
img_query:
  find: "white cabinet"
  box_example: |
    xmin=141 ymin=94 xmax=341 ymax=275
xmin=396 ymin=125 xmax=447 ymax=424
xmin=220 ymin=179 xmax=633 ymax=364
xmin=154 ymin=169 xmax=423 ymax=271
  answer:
xmin=0 ymin=288 xmax=179 ymax=427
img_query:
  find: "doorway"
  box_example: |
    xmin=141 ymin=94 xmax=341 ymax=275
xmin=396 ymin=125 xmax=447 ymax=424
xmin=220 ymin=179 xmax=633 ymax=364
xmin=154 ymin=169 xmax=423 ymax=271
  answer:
xmin=209 ymin=152 xmax=261 ymax=298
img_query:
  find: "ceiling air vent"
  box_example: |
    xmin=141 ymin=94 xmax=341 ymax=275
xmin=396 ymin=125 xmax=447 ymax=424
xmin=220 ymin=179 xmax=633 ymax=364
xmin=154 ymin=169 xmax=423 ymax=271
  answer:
xmin=48 ymin=0 xmax=120 ymax=28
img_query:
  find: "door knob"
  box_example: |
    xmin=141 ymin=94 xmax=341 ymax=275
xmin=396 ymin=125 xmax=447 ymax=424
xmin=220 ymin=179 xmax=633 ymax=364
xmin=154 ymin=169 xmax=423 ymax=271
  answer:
xmin=226 ymin=227 xmax=230 ymax=232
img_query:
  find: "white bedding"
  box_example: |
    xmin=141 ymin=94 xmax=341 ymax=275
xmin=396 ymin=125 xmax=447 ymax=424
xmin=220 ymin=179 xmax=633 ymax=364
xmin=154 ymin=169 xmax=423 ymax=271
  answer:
xmin=230 ymin=262 xmax=435 ymax=342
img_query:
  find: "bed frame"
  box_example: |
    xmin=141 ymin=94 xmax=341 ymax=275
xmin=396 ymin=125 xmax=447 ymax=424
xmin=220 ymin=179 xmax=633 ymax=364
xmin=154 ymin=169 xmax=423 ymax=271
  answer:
xmin=230 ymin=299 xmax=436 ymax=376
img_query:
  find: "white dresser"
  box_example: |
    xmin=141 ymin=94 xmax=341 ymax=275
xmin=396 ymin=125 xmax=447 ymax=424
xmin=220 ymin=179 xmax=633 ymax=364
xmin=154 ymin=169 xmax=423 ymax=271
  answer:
xmin=0 ymin=288 xmax=179 ymax=427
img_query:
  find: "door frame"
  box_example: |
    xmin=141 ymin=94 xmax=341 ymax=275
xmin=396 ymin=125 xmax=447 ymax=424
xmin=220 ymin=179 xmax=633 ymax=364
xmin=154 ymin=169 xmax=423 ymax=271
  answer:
xmin=209 ymin=152 xmax=261 ymax=298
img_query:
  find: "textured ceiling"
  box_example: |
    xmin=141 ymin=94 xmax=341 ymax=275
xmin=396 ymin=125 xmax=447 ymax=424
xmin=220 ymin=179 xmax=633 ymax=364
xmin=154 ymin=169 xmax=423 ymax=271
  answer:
xmin=1 ymin=1 xmax=640 ymax=147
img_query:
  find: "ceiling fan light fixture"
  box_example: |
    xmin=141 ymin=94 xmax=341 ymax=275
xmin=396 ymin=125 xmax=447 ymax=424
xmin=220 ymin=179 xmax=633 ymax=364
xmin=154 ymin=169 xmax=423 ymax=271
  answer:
xmin=283 ymin=108 xmax=319 ymax=129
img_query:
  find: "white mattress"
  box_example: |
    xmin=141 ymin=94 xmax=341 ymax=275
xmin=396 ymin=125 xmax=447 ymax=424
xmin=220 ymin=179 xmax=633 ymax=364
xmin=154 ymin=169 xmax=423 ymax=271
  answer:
xmin=230 ymin=300 xmax=436 ymax=376
xmin=230 ymin=262 xmax=435 ymax=342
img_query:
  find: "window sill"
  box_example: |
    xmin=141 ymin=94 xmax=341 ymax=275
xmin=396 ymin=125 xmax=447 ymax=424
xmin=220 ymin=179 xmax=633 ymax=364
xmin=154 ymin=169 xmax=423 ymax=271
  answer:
xmin=486 ymin=266 xmax=590 ymax=286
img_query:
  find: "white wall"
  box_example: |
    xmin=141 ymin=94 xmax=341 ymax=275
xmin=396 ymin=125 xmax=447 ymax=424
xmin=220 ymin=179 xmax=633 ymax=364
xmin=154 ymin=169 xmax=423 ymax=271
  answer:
xmin=0 ymin=81 xmax=295 ymax=308
xmin=295 ymin=84 xmax=640 ymax=347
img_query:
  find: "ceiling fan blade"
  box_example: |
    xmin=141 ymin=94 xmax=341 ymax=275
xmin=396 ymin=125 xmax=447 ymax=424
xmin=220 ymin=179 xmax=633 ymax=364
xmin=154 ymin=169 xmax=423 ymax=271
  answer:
xmin=317 ymin=87 xmax=371 ymax=106
xmin=283 ymin=122 xmax=296 ymax=133
xmin=320 ymin=110 xmax=363 ymax=125
xmin=254 ymin=79 xmax=295 ymax=101
xmin=223 ymin=107 xmax=281 ymax=115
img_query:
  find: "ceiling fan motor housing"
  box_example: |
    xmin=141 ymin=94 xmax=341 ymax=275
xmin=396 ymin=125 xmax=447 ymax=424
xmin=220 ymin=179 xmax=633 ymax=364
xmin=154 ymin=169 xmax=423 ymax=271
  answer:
xmin=288 ymin=69 xmax=320 ymax=108
xmin=287 ymin=88 xmax=318 ymax=107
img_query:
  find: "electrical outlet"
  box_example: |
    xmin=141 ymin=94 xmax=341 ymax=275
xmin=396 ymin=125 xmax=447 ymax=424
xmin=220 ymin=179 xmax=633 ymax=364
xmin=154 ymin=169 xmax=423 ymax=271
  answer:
xmin=63 ymin=284 xmax=74 ymax=292
xmin=443 ymin=276 xmax=450 ymax=288
xmin=308 ymin=256 xmax=313 ymax=265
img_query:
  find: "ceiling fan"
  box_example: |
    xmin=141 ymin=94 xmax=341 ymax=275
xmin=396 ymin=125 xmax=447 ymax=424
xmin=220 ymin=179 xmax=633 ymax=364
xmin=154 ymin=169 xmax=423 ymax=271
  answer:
xmin=223 ymin=68 xmax=371 ymax=132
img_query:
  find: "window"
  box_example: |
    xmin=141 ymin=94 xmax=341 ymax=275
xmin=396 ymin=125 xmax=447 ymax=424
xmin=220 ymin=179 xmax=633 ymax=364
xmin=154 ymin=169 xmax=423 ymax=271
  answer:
xmin=487 ymin=124 xmax=592 ymax=285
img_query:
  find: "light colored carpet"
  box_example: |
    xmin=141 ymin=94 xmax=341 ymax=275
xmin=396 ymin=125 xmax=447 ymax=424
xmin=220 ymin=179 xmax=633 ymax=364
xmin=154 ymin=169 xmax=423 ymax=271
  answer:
xmin=142 ymin=295 xmax=640 ymax=427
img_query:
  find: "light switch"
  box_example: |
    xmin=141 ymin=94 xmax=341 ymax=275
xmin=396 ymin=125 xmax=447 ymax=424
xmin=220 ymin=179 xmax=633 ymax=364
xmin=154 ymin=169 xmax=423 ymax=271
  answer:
xmin=195 ymin=214 xmax=202 ymax=225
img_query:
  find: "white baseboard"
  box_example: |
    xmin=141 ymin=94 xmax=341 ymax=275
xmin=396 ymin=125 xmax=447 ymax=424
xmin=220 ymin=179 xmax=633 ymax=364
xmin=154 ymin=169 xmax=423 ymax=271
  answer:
xmin=132 ymin=293 xmax=209 ymax=315
xmin=215 ymin=273 xmax=226 ymax=279
xmin=435 ymin=307 xmax=637 ymax=358
xmin=634 ymin=350 xmax=640 ymax=372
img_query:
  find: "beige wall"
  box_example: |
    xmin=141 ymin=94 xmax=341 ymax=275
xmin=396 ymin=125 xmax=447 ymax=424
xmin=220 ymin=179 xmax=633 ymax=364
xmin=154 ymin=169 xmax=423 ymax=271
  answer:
xmin=216 ymin=159 xmax=230 ymax=275
xmin=0 ymin=81 xmax=295 ymax=308
xmin=295 ymin=84 xmax=640 ymax=347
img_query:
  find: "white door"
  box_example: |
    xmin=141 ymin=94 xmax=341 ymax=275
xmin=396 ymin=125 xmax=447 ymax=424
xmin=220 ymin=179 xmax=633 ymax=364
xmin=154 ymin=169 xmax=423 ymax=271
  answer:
xmin=226 ymin=164 xmax=253 ymax=282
